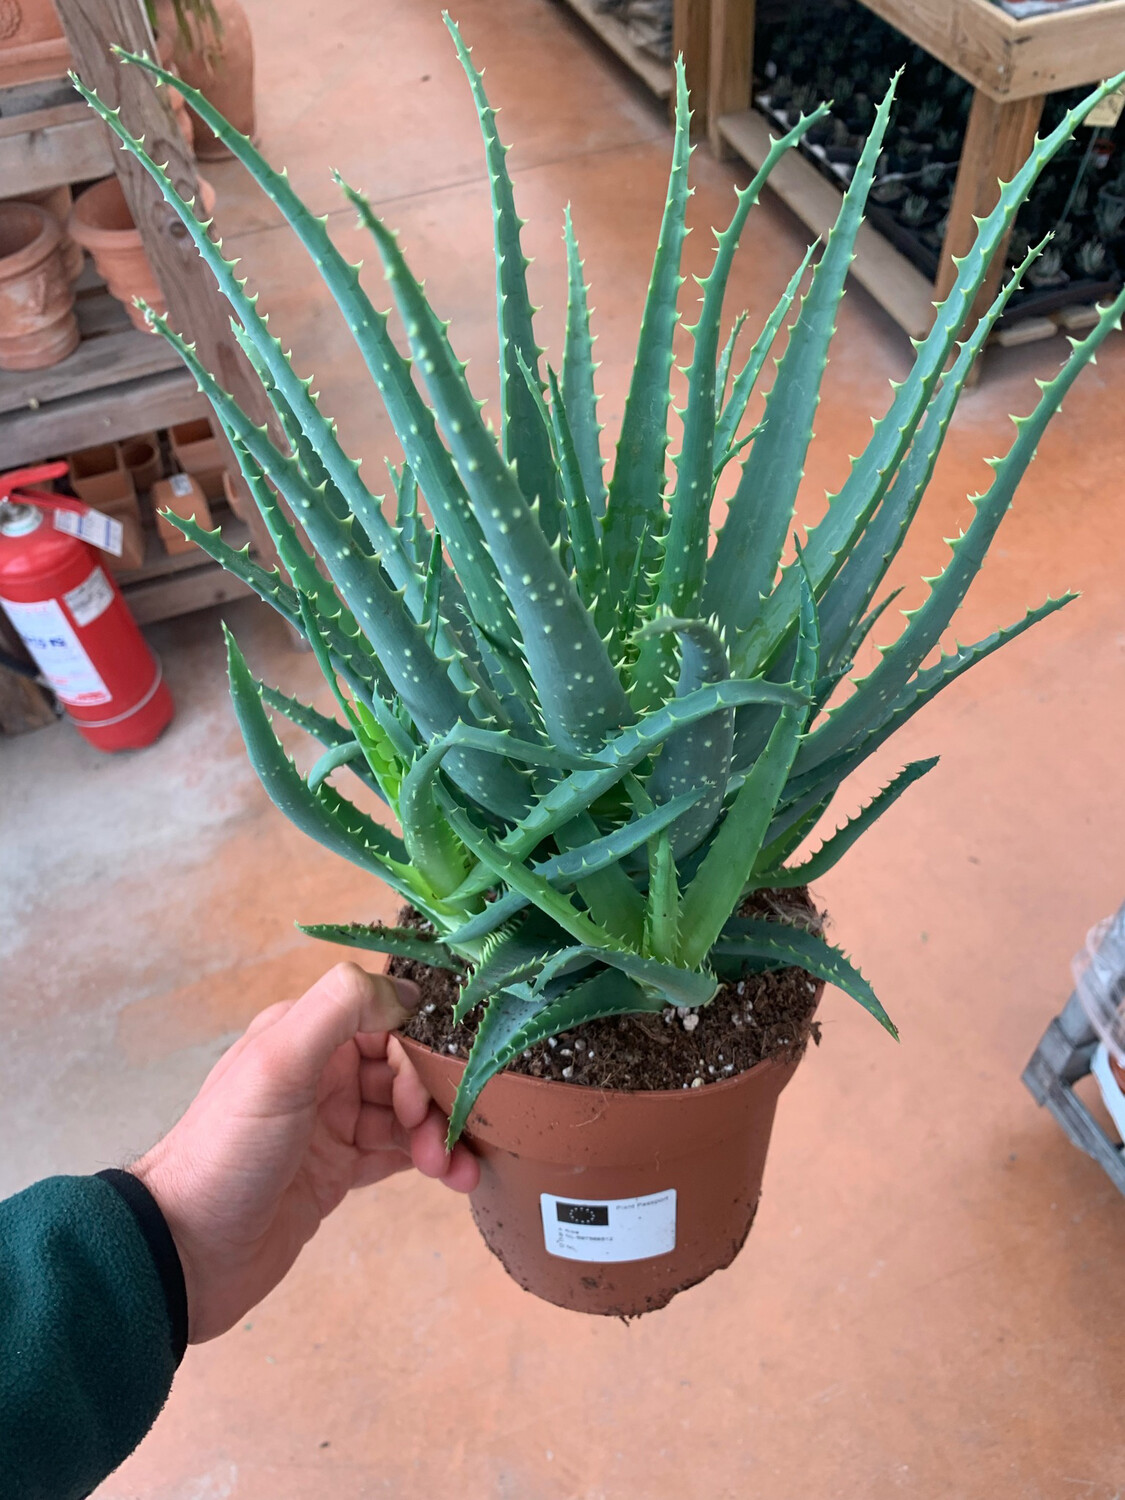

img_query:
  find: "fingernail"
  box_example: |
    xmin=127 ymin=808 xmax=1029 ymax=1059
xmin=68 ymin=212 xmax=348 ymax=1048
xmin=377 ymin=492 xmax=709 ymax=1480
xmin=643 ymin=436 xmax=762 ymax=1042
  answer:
xmin=393 ymin=977 xmax=422 ymax=1012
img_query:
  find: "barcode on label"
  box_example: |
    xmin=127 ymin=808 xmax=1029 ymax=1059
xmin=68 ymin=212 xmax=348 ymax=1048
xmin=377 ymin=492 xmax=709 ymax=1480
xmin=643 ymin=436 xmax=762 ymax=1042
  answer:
xmin=53 ymin=507 xmax=124 ymax=557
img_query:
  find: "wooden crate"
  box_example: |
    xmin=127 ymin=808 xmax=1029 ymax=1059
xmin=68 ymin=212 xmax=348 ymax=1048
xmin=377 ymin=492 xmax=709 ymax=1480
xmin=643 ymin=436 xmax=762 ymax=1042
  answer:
xmin=551 ymin=0 xmax=712 ymax=127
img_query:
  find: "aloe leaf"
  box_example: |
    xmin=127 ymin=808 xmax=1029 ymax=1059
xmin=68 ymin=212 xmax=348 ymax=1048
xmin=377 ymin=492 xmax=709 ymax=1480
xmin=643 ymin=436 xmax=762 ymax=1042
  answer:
xmin=736 ymin=74 xmax=1125 ymax=679
xmin=778 ymin=594 xmax=1077 ymax=832
xmin=704 ymin=79 xmax=896 ymax=638
xmin=341 ymin=182 xmax=634 ymax=756
xmin=453 ymin=911 xmax=565 ymax=1022
xmin=638 ymin=616 xmax=734 ymax=857
xmin=75 ymin=75 xmax=428 ymax=600
xmin=398 ymin=740 xmax=473 ymax=899
xmin=259 ymin=683 xmax=385 ymax=799
xmin=641 ymin=108 xmax=827 ymax=685
xmin=296 ymin=921 xmax=462 ymax=969
xmin=713 ymin=919 xmax=896 ymax=1036
xmin=561 ymin=205 xmax=607 ymax=518
xmin=515 ymin=352 xmax=601 ymax=601
xmin=755 ymin=757 xmax=938 ymax=888
xmin=308 ymin=739 xmax=366 ymax=791
xmin=443 ymin=677 xmax=807 ymax=904
xmin=679 ymin=566 xmax=819 ymax=968
xmin=151 ymin=316 xmax=532 ymax=817
xmin=444 ymin=785 xmax=706 ymax=944
xmin=448 ymin=968 xmax=660 ymax=1143
xmin=646 ymin=828 xmax=679 ymax=964
xmin=546 ymin=364 xmax=603 ymax=605
xmin=166 ymin=512 xmax=301 ymax=629
xmin=391 ymin=463 xmax=427 ymax=572
xmin=106 ymin=49 xmax=521 ymax=657
xmin=715 ymin=243 xmax=816 ymax=458
xmin=751 ymin=796 xmax=830 ymax=877
xmin=421 ymin=530 xmax=444 ymax=651
xmin=715 ymin=309 xmax=748 ymax=414
xmin=799 ymin=286 xmax=1125 ymax=775
xmin=447 ymin=16 xmax=560 ymax=542
xmin=772 ymin=237 xmax=1047 ymax=679
xmin=225 ymin=628 xmax=413 ymax=889
xmin=599 ymin=59 xmax=691 ymax=625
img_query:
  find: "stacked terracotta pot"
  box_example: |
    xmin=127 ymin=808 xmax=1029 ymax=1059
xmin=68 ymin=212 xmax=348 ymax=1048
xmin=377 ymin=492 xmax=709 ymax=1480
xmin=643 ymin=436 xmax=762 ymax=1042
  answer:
xmin=0 ymin=200 xmax=80 ymax=371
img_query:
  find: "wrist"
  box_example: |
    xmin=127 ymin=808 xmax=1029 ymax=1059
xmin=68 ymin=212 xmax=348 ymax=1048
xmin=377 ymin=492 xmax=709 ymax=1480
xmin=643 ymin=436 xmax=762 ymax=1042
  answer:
xmin=130 ymin=1148 xmax=198 ymax=1344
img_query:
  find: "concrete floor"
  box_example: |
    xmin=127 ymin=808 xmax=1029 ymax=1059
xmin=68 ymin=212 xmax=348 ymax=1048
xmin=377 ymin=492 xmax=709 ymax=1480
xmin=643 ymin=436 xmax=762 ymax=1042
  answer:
xmin=3 ymin=0 xmax=1125 ymax=1494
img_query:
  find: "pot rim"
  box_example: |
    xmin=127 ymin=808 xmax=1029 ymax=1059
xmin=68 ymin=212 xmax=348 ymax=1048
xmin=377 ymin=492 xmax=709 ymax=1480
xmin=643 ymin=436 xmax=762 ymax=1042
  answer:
xmin=68 ymin=178 xmax=142 ymax=251
xmin=398 ymin=1026 xmax=803 ymax=1104
xmin=0 ymin=202 xmax=62 ymax=278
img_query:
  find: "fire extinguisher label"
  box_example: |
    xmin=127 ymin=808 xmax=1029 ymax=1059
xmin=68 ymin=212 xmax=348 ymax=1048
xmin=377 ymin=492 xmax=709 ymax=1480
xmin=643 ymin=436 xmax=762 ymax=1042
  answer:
xmin=0 ymin=594 xmax=111 ymax=706
xmin=540 ymin=1189 xmax=677 ymax=1263
xmin=64 ymin=567 xmax=114 ymax=628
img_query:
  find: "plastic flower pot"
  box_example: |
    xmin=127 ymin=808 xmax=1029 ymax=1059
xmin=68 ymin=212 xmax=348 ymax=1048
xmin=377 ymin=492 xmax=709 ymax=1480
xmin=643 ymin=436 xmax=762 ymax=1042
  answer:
xmin=0 ymin=201 xmax=79 ymax=371
xmin=68 ymin=176 xmax=215 ymax=331
xmin=400 ymin=978 xmax=822 ymax=1317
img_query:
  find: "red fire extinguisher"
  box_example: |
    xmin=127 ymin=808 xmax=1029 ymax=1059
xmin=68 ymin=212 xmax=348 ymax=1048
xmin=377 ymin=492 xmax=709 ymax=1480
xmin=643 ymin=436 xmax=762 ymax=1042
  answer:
xmin=0 ymin=461 xmax=173 ymax=752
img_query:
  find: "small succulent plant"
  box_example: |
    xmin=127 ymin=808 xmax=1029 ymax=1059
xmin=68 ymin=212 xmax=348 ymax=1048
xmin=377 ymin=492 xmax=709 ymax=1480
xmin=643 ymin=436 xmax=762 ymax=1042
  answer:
xmin=1096 ymin=194 xmax=1125 ymax=239
xmin=1076 ymin=238 xmax=1109 ymax=278
xmin=1028 ymin=244 xmax=1067 ymax=286
xmin=900 ymin=192 xmax=930 ymax=228
xmin=913 ymin=99 xmax=943 ymax=134
xmin=919 ymin=161 xmax=948 ymax=193
xmin=77 ymin=40 xmax=1125 ymax=1140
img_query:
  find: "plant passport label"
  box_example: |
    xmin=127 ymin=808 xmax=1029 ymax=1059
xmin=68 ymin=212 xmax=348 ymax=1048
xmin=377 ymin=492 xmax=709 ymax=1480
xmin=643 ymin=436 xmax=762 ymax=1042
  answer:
xmin=540 ymin=1190 xmax=677 ymax=1262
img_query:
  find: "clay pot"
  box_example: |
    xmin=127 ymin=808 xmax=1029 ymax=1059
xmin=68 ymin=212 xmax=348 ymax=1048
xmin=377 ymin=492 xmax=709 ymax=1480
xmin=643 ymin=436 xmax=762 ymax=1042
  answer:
xmin=0 ymin=0 xmax=70 ymax=90
xmin=23 ymin=187 xmax=84 ymax=281
xmin=120 ymin=433 xmax=163 ymax=490
xmin=158 ymin=0 xmax=256 ymax=160
xmin=169 ymin=416 xmax=224 ymax=498
xmin=68 ymin=442 xmax=135 ymax=507
xmin=400 ymin=988 xmax=819 ymax=1317
xmin=68 ymin=176 xmax=215 ymax=332
xmin=0 ymin=201 xmax=79 ymax=371
xmin=156 ymin=34 xmax=195 ymax=154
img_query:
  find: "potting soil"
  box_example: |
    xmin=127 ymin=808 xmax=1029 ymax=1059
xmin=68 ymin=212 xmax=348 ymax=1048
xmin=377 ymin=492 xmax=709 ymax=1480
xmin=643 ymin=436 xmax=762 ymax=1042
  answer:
xmin=395 ymin=892 xmax=823 ymax=1092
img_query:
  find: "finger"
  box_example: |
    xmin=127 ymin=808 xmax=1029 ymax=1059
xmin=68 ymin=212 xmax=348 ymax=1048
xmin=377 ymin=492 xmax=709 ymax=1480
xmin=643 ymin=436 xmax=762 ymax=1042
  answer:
xmin=197 ymin=1000 xmax=296 ymax=1095
xmin=354 ymin=1032 xmax=391 ymax=1061
xmin=386 ymin=1035 xmax=432 ymax=1132
xmin=252 ymin=964 xmax=420 ymax=1105
xmin=353 ymin=1101 xmax=407 ymax=1154
xmin=350 ymin=1151 xmax=413 ymax=1190
xmin=409 ymin=1108 xmax=480 ymax=1194
xmin=359 ymin=1058 xmax=395 ymax=1108
xmin=443 ymin=1143 xmax=481 ymax=1195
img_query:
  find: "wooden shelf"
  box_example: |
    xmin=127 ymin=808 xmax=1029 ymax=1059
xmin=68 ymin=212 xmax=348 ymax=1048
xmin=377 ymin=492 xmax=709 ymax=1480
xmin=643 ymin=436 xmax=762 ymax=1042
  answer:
xmin=116 ymin=510 xmax=257 ymax=624
xmin=858 ymin=0 xmax=1125 ymax=103
xmin=554 ymin=0 xmax=675 ymax=99
xmin=717 ymin=107 xmax=937 ymax=340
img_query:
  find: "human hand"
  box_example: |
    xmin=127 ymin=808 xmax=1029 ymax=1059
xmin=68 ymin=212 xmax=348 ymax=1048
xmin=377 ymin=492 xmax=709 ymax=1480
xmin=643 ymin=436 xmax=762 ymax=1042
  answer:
xmin=133 ymin=962 xmax=478 ymax=1343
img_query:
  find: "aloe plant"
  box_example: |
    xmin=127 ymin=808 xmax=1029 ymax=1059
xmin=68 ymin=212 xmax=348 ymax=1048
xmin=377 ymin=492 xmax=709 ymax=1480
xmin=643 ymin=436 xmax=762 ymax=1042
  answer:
xmin=76 ymin=35 xmax=1125 ymax=1142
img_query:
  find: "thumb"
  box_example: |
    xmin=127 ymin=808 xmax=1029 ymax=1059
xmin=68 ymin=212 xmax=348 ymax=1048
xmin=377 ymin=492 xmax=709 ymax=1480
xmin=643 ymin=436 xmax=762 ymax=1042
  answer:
xmin=252 ymin=962 xmax=420 ymax=1101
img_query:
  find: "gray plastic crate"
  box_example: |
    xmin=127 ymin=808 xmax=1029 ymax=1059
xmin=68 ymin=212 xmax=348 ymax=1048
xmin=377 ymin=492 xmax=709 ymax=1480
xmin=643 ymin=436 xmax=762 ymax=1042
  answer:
xmin=1022 ymin=990 xmax=1125 ymax=1193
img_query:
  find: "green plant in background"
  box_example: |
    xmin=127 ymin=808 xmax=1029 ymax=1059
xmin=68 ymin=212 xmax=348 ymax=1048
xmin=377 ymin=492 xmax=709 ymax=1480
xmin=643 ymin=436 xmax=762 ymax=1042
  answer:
xmin=75 ymin=34 xmax=1125 ymax=1141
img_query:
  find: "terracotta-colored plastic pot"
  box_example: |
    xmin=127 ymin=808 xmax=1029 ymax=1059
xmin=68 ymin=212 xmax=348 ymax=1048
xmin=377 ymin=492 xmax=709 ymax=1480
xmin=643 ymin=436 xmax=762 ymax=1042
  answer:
xmin=0 ymin=201 xmax=79 ymax=371
xmin=68 ymin=176 xmax=215 ymax=331
xmin=68 ymin=442 xmax=136 ymax=507
xmin=158 ymin=0 xmax=256 ymax=160
xmin=400 ymin=986 xmax=820 ymax=1317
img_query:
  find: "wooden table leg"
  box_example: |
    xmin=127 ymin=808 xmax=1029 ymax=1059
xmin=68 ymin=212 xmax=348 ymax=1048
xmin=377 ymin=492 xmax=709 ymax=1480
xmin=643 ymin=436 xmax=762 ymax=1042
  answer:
xmin=708 ymin=0 xmax=755 ymax=158
xmin=674 ymin=0 xmax=711 ymax=133
xmin=935 ymin=87 xmax=1045 ymax=322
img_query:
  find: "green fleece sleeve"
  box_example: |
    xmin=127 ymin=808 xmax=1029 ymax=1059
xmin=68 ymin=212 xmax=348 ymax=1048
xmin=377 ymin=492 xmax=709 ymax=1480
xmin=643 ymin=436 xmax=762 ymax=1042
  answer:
xmin=0 ymin=1173 xmax=185 ymax=1500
